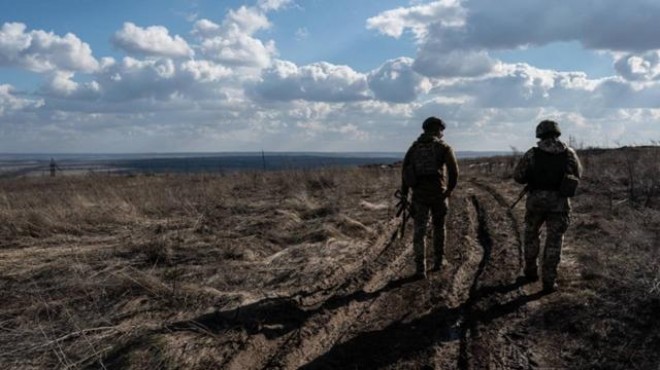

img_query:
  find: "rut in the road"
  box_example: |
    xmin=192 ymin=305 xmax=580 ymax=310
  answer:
xmin=457 ymin=182 xmax=541 ymax=370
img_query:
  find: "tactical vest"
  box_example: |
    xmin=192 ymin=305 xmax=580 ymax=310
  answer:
xmin=530 ymin=148 xmax=568 ymax=191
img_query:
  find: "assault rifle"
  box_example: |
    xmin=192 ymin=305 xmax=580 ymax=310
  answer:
xmin=510 ymin=185 xmax=529 ymax=209
xmin=394 ymin=189 xmax=412 ymax=239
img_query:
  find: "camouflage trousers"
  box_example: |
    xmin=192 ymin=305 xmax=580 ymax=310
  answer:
xmin=523 ymin=210 xmax=570 ymax=285
xmin=412 ymin=199 xmax=448 ymax=273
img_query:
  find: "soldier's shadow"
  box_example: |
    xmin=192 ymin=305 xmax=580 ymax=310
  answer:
xmin=300 ymin=280 xmax=546 ymax=369
xmin=167 ymin=275 xmax=424 ymax=339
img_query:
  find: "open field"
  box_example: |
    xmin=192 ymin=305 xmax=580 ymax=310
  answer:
xmin=1 ymin=147 xmax=659 ymax=369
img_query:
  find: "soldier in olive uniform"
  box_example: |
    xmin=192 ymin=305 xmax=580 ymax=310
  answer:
xmin=514 ymin=120 xmax=582 ymax=292
xmin=401 ymin=117 xmax=459 ymax=279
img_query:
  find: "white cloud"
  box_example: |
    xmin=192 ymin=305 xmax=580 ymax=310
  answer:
xmin=257 ymin=0 xmax=292 ymax=12
xmin=90 ymin=56 xmax=235 ymax=104
xmin=34 ymin=55 xmax=235 ymax=109
xmin=0 ymin=22 xmax=99 ymax=73
xmin=112 ymin=22 xmax=194 ymax=58
xmin=194 ymin=6 xmax=277 ymax=68
xmin=180 ymin=60 xmax=233 ymax=82
xmin=614 ymin=51 xmax=660 ymax=81
xmin=43 ymin=71 xmax=79 ymax=96
xmin=192 ymin=19 xmax=222 ymax=38
xmin=40 ymin=71 xmax=101 ymax=100
xmin=0 ymin=84 xmax=43 ymax=116
xmin=368 ymin=57 xmax=430 ymax=103
xmin=430 ymin=63 xmax=657 ymax=111
xmin=224 ymin=6 xmax=271 ymax=35
xmin=250 ymin=60 xmax=371 ymax=102
xmin=366 ymin=0 xmax=465 ymax=39
xmin=200 ymin=33 xmax=275 ymax=68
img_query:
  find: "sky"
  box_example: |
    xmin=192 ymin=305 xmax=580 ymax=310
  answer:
xmin=1 ymin=0 xmax=660 ymax=153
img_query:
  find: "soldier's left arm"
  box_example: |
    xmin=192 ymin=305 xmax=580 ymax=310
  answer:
xmin=444 ymin=146 xmax=459 ymax=197
xmin=513 ymin=149 xmax=534 ymax=184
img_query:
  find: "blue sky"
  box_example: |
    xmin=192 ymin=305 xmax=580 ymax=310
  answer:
xmin=1 ymin=0 xmax=660 ymax=152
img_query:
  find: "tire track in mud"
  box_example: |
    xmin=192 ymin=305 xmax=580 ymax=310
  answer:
xmin=456 ymin=194 xmax=495 ymax=370
xmin=471 ymin=180 xmax=525 ymax=268
xmin=457 ymin=180 xmax=541 ymax=370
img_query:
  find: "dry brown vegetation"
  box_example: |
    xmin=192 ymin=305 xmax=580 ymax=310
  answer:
xmin=1 ymin=147 xmax=659 ymax=369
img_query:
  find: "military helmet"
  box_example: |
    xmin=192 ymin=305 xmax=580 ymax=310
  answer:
xmin=535 ymin=120 xmax=561 ymax=138
xmin=422 ymin=116 xmax=446 ymax=132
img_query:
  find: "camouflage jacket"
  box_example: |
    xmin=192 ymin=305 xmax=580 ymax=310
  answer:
xmin=514 ymin=138 xmax=582 ymax=212
xmin=401 ymin=133 xmax=459 ymax=203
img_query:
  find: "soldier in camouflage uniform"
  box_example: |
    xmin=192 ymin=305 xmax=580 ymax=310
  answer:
xmin=401 ymin=117 xmax=459 ymax=279
xmin=514 ymin=120 xmax=582 ymax=292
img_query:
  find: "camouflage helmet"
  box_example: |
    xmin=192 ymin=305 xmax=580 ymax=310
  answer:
xmin=422 ymin=116 xmax=446 ymax=132
xmin=535 ymin=120 xmax=561 ymax=138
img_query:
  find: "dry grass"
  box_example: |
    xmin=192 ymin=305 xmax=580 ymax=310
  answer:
xmin=1 ymin=148 xmax=659 ymax=369
xmin=0 ymin=167 xmax=398 ymax=368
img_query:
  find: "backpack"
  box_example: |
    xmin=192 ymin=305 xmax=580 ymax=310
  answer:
xmin=403 ymin=140 xmax=442 ymax=187
xmin=531 ymin=148 xmax=579 ymax=197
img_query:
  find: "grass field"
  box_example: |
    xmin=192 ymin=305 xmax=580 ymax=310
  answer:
xmin=1 ymin=147 xmax=659 ymax=369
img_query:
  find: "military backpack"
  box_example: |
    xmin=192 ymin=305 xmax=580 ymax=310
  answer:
xmin=403 ymin=140 xmax=442 ymax=187
xmin=530 ymin=148 xmax=579 ymax=197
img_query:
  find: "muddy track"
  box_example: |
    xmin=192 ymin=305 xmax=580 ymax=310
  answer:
xmin=91 ymin=183 xmax=548 ymax=369
xmin=457 ymin=180 xmax=543 ymax=370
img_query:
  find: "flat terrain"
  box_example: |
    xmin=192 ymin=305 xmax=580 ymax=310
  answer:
xmin=1 ymin=148 xmax=659 ymax=369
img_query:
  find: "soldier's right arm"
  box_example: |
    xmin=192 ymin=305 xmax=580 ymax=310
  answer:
xmin=513 ymin=149 xmax=534 ymax=184
xmin=567 ymin=148 xmax=583 ymax=179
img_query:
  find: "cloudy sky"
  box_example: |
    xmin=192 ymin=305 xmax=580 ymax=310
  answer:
xmin=1 ymin=0 xmax=659 ymax=153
